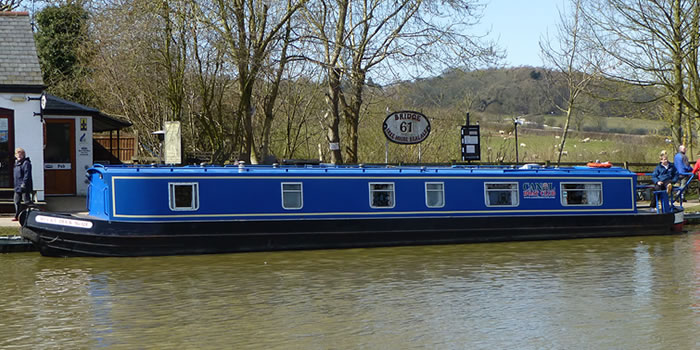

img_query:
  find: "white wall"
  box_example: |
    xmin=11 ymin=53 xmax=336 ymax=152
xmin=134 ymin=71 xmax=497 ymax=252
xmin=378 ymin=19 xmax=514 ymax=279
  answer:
xmin=0 ymin=93 xmax=44 ymax=201
xmin=74 ymin=116 xmax=92 ymax=196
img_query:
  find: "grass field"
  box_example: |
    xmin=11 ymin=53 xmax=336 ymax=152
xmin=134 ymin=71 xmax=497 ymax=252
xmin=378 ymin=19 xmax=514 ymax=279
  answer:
xmin=464 ymin=119 xmax=670 ymax=164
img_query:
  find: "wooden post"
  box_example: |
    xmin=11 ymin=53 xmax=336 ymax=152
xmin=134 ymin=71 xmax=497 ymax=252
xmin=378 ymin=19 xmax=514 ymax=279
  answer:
xmin=117 ymin=129 xmax=121 ymax=163
xmin=109 ymin=130 xmax=113 ymax=158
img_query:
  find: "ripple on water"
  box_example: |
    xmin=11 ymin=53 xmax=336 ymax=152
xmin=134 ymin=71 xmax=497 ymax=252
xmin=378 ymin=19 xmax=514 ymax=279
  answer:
xmin=0 ymin=232 xmax=699 ymax=349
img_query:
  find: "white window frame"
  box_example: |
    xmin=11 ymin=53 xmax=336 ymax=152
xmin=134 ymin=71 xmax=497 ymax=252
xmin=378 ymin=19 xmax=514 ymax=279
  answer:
xmin=168 ymin=182 xmax=200 ymax=211
xmin=484 ymin=182 xmax=520 ymax=207
xmin=560 ymin=182 xmax=603 ymax=206
xmin=281 ymin=182 xmax=303 ymax=210
xmin=369 ymin=182 xmax=395 ymax=209
xmin=425 ymin=182 xmax=445 ymax=208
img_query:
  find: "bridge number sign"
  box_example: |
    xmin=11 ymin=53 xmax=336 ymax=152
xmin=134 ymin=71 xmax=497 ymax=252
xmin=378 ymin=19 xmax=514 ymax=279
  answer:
xmin=383 ymin=111 xmax=431 ymax=144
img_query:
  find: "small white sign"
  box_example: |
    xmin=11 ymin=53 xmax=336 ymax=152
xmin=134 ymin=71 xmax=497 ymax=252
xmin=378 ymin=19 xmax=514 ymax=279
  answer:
xmin=329 ymin=142 xmax=340 ymax=151
xmin=463 ymin=136 xmax=479 ymax=144
xmin=383 ymin=111 xmax=431 ymax=144
xmin=44 ymin=163 xmax=72 ymax=170
xmin=36 ymin=215 xmax=93 ymax=229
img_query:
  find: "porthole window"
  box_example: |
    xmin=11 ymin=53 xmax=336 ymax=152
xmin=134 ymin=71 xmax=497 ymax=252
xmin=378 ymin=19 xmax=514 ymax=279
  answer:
xmin=485 ymin=182 xmax=519 ymax=207
xmin=561 ymin=183 xmax=602 ymax=206
xmin=169 ymin=182 xmax=199 ymax=211
xmin=425 ymin=182 xmax=445 ymax=208
xmin=282 ymin=182 xmax=303 ymax=209
xmin=369 ymin=183 xmax=395 ymax=208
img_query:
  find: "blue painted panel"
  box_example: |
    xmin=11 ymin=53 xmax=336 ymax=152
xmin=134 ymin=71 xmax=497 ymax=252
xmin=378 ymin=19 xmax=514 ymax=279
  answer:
xmin=87 ymin=169 xmax=110 ymax=220
xmin=87 ymin=164 xmax=640 ymax=222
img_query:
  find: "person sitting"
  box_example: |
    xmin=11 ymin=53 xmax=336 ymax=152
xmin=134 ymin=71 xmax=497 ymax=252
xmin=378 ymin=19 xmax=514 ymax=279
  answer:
xmin=651 ymin=154 xmax=678 ymax=206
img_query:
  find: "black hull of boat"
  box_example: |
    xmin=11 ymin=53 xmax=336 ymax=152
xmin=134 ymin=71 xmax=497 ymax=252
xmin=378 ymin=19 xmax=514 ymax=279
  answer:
xmin=20 ymin=209 xmax=678 ymax=257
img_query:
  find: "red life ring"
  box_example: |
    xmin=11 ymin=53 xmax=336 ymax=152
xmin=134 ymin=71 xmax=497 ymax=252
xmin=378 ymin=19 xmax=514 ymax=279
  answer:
xmin=587 ymin=161 xmax=612 ymax=168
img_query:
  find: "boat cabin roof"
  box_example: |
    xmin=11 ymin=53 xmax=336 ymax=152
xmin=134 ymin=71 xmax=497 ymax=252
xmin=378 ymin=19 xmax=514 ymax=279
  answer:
xmin=88 ymin=163 xmax=635 ymax=177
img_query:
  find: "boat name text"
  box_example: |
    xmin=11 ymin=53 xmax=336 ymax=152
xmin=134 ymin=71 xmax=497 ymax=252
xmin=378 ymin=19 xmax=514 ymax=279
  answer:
xmin=522 ymin=182 xmax=556 ymax=198
xmin=36 ymin=215 xmax=94 ymax=229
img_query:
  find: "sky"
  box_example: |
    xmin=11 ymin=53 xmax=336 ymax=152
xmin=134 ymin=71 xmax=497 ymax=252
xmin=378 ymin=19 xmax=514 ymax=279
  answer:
xmin=477 ymin=0 xmax=565 ymax=68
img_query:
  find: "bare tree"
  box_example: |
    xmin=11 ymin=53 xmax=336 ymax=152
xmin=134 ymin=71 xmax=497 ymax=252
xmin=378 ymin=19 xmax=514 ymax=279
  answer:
xmin=301 ymin=0 xmax=348 ymax=164
xmin=203 ymin=0 xmax=307 ymax=164
xmin=684 ymin=3 xmax=700 ymax=156
xmin=0 ymin=0 xmax=22 ymax=11
xmin=581 ymin=0 xmax=698 ymax=146
xmin=540 ymin=0 xmax=599 ymax=165
xmin=188 ymin=1 xmax=235 ymax=163
xmin=303 ymin=0 xmax=500 ymax=163
xmin=255 ymin=0 xmax=296 ymax=163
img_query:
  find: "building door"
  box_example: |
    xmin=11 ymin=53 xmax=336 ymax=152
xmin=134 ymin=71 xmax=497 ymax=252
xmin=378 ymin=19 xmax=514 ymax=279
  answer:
xmin=0 ymin=108 xmax=14 ymax=188
xmin=45 ymin=119 xmax=76 ymax=195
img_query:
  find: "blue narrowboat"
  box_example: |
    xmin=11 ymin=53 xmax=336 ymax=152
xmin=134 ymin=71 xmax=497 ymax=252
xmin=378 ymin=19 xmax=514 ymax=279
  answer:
xmin=20 ymin=163 xmax=683 ymax=257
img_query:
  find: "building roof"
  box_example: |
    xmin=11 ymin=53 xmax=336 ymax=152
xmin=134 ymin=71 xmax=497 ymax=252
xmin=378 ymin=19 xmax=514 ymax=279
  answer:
xmin=44 ymin=94 xmax=132 ymax=132
xmin=0 ymin=12 xmax=44 ymax=92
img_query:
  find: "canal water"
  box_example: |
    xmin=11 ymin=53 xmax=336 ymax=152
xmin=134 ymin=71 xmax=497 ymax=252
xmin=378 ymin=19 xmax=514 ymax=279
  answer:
xmin=2 ymin=231 xmax=700 ymax=349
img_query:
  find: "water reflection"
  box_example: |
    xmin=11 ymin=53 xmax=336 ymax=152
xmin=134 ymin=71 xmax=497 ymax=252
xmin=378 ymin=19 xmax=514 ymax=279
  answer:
xmin=1 ymin=232 xmax=700 ymax=349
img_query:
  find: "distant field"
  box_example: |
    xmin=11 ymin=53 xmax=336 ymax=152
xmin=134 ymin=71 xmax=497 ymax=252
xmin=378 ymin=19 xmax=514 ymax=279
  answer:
xmin=478 ymin=126 xmax=668 ymax=164
xmin=354 ymin=108 xmax=672 ymax=164
xmin=522 ymin=114 xmax=666 ymax=135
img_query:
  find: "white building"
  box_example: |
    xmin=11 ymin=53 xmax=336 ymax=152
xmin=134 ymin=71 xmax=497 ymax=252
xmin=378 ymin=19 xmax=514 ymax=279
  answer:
xmin=43 ymin=94 xmax=131 ymax=196
xmin=0 ymin=12 xmax=130 ymax=206
xmin=0 ymin=12 xmax=45 ymax=202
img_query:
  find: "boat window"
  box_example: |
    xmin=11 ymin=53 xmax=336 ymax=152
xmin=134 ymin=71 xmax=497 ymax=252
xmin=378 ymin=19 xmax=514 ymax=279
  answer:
xmin=281 ymin=182 xmax=303 ymax=209
xmin=425 ymin=182 xmax=445 ymax=208
xmin=561 ymin=183 xmax=603 ymax=206
xmin=369 ymin=183 xmax=395 ymax=208
xmin=485 ymin=182 xmax=519 ymax=207
xmin=168 ymin=182 xmax=199 ymax=211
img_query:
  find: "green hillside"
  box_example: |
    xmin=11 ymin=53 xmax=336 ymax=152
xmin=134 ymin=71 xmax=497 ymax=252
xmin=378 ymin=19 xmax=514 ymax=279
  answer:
xmin=390 ymin=67 xmax=666 ymax=132
xmin=350 ymin=67 xmax=673 ymax=164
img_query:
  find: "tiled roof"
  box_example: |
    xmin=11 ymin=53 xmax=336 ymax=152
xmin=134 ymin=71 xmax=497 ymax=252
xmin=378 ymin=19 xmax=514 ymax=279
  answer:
xmin=0 ymin=12 xmax=44 ymax=87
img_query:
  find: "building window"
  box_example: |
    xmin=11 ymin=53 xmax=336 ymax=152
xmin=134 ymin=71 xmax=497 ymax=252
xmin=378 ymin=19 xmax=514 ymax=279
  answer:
xmin=370 ymin=183 xmax=395 ymax=208
xmin=281 ymin=182 xmax=303 ymax=209
xmin=425 ymin=182 xmax=445 ymax=208
xmin=485 ymin=182 xmax=519 ymax=207
xmin=561 ymin=183 xmax=602 ymax=206
xmin=169 ymin=182 xmax=199 ymax=211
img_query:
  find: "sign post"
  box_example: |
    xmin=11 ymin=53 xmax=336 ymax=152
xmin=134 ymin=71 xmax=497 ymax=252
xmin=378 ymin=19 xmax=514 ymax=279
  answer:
xmin=383 ymin=111 xmax=431 ymax=163
xmin=164 ymin=121 xmax=182 ymax=165
xmin=461 ymin=113 xmax=480 ymax=162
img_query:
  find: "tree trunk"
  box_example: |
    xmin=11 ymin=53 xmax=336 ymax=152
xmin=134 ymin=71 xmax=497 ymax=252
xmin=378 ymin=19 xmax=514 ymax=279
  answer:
xmin=557 ymin=106 xmax=574 ymax=165
xmin=344 ymin=69 xmax=365 ymax=163
xmin=326 ymin=67 xmax=344 ymax=164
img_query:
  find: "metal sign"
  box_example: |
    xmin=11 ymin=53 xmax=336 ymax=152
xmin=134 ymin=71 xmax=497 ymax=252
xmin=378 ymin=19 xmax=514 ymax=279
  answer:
xmin=461 ymin=125 xmax=480 ymax=161
xmin=383 ymin=111 xmax=431 ymax=144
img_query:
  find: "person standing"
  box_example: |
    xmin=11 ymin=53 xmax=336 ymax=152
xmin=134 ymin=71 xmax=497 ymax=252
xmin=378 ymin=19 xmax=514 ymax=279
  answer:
xmin=674 ymin=145 xmax=693 ymax=187
xmin=13 ymin=147 xmax=33 ymax=221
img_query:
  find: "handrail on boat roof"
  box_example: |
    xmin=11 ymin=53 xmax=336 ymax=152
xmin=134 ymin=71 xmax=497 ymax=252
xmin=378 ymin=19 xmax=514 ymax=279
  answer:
xmin=87 ymin=162 xmax=636 ymax=176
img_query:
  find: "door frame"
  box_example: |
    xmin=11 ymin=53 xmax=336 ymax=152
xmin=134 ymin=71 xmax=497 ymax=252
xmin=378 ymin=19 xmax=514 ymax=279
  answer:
xmin=44 ymin=118 xmax=76 ymax=196
xmin=0 ymin=108 xmax=15 ymax=188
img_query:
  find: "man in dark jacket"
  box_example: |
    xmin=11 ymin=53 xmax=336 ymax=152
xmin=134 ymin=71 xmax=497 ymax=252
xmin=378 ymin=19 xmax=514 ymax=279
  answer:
xmin=651 ymin=154 xmax=678 ymax=206
xmin=13 ymin=147 xmax=33 ymax=221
